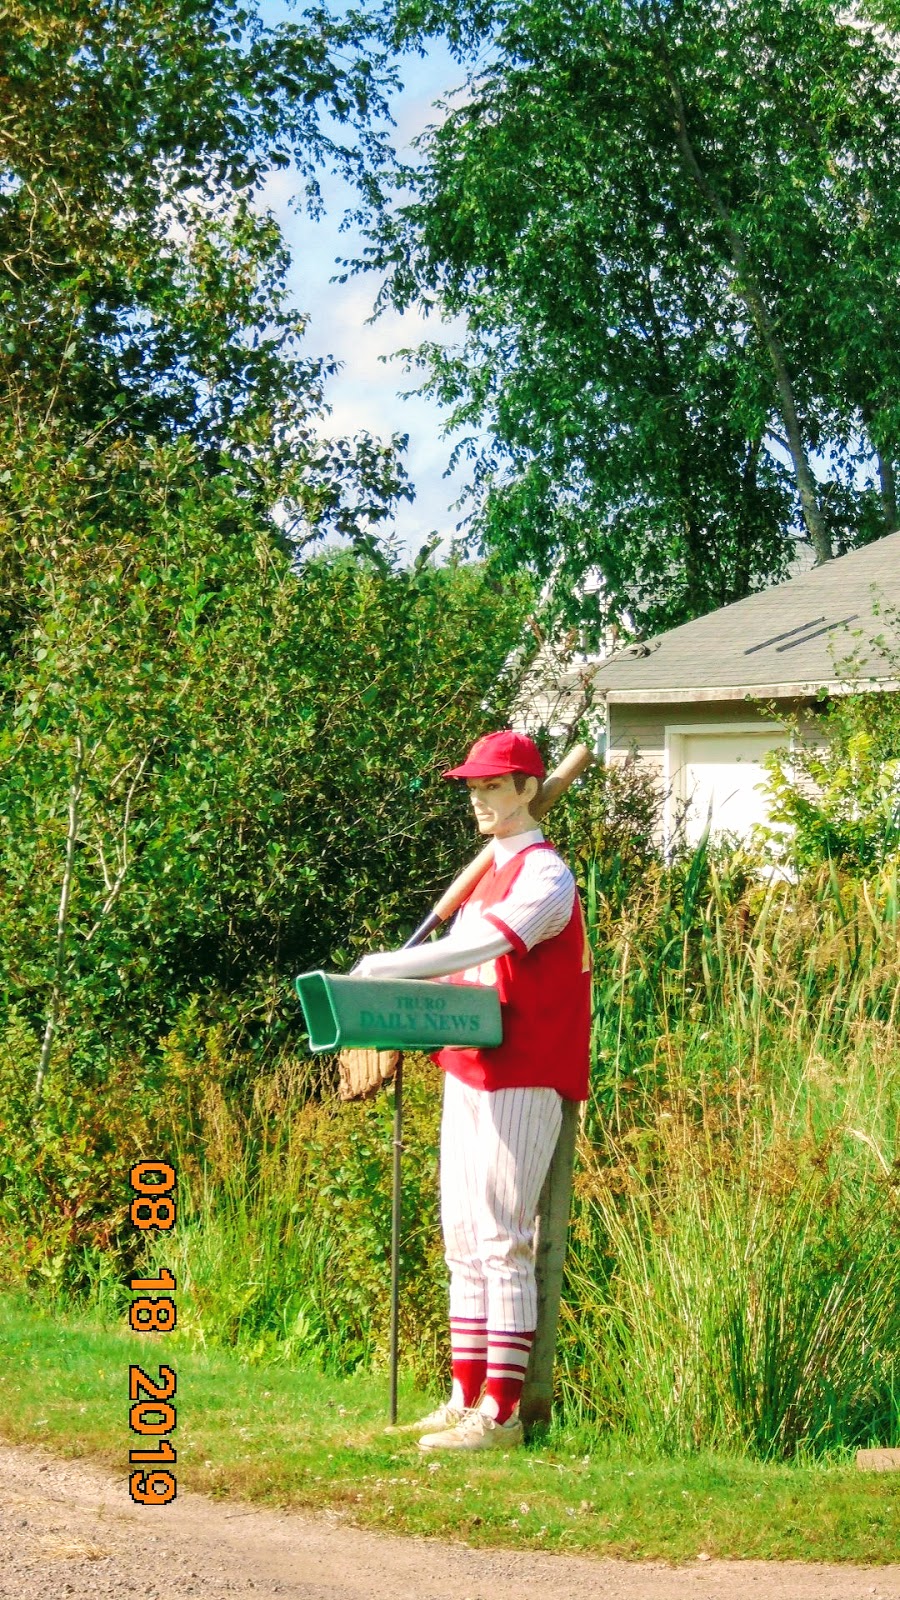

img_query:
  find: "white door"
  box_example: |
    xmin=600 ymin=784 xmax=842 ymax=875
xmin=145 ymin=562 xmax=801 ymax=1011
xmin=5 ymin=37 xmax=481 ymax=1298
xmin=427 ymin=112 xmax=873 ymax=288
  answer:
xmin=673 ymin=728 xmax=787 ymax=846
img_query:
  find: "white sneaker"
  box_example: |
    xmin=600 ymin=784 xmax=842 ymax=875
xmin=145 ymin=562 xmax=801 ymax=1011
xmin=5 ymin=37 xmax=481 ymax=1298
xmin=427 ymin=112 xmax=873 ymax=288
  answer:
xmin=388 ymin=1400 xmax=468 ymax=1435
xmin=418 ymin=1407 xmax=524 ymax=1452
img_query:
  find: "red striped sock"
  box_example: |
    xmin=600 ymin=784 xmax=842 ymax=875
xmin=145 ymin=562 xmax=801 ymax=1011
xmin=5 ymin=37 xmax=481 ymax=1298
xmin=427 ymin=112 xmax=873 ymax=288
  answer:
xmin=450 ymin=1317 xmax=488 ymax=1409
xmin=483 ymin=1329 xmax=534 ymax=1424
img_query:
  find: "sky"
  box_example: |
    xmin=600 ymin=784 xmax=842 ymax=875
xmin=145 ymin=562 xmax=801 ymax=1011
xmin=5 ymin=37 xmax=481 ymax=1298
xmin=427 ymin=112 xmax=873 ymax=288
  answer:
xmin=257 ymin=1 xmax=470 ymax=556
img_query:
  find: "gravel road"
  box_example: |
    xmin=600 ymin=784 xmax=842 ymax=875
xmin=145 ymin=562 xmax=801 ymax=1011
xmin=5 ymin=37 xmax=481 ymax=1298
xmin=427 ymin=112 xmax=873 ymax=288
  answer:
xmin=1 ymin=1442 xmax=898 ymax=1600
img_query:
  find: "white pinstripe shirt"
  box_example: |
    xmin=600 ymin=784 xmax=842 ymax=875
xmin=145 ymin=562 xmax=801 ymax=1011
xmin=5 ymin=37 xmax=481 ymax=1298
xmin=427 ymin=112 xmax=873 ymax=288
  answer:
xmin=454 ymin=829 xmax=575 ymax=952
xmin=353 ymin=831 xmax=575 ymax=981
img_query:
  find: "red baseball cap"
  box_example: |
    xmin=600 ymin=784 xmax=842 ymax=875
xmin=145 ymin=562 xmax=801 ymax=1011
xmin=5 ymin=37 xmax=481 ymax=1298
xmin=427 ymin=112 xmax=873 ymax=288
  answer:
xmin=442 ymin=730 xmax=546 ymax=780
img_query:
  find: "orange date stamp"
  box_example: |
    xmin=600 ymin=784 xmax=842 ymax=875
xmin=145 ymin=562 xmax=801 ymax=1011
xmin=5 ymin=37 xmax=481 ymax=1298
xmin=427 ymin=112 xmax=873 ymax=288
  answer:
xmin=127 ymin=1158 xmax=178 ymax=1505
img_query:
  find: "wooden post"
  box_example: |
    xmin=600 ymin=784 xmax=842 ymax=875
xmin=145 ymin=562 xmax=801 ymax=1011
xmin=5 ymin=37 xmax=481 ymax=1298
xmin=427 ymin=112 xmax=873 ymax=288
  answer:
xmin=520 ymin=1098 xmax=579 ymax=1433
xmin=388 ymin=1055 xmax=404 ymax=1426
xmin=856 ymin=1449 xmax=900 ymax=1472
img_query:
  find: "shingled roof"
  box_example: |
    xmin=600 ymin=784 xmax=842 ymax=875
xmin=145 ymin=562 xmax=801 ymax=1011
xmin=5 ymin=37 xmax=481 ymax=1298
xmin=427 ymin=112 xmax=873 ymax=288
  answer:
xmin=590 ymin=531 xmax=900 ymax=704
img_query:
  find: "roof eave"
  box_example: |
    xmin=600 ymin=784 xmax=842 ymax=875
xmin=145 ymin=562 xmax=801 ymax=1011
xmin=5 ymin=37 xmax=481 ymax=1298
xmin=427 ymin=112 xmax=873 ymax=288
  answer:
xmin=600 ymin=677 xmax=900 ymax=706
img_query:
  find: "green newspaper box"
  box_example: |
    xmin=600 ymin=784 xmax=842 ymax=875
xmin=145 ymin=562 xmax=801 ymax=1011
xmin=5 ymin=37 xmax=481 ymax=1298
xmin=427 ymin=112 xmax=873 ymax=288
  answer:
xmin=294 ymin=971 xmax=503 ymax=1053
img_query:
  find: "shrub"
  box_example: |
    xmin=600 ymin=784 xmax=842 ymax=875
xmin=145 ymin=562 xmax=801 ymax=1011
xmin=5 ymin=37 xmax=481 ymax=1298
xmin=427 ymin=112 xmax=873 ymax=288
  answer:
xmin=0 ymin=528 xmax=534 ymax=1100
xmin=551 ymin=752 xmax=666 ymax=902
xmin=761 ymin=677 xmax=900 ymax=873
xmin=0 ymin=1013 xmax=155 ymax=1294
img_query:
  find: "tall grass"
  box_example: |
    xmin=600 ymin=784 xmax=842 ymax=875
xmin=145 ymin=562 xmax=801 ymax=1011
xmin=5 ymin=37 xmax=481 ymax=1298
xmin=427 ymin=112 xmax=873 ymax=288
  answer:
xmin=562 ymin=1029 xmax=898 ymax=1457
xmin=135 ymin=1053 xmax=449 ymax=1380
xmin=562 ymin=849 xmax=900 ymax=1457
xmin=6 ymin=840 xmax=899 ymax=1460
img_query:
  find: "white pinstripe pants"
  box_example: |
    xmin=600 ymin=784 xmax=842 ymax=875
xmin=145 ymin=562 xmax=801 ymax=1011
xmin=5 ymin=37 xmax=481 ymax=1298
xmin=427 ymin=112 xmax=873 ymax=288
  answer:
xmin=439 ymin=1074 xmax=563 ymax=1332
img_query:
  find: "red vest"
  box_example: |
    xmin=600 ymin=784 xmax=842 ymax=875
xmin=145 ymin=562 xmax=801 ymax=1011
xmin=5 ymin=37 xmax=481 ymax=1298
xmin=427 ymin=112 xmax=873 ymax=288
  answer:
xmin=434 ymin=843 xmax=592 ymax=1101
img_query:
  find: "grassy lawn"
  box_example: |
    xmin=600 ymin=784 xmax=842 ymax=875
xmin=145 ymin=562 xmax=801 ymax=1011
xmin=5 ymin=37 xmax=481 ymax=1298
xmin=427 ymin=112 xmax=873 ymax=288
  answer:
xmin=0 ymin=1289 xmax=897 ymax=1565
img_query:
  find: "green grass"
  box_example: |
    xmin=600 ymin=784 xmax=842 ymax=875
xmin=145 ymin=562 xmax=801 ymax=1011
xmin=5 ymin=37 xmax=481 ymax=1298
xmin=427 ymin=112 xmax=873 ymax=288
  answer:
xmin=1 ymin=1289 xmax=897 ymax=1564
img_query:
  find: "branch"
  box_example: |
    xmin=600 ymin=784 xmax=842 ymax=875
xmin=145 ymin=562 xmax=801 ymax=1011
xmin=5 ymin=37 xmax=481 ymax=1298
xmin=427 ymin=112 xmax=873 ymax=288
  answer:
xmin=95 ymin=838 xmax=113 ymax=895
xmin=764 ymin=427 xmax=791 ymax=456
xmin=34 ymin=735 xmax=85 ymax=1107
xmin=92 ymin=754 xmax=149 ymax=890
xmin=83 ymin=745 xmax=155 ymax=943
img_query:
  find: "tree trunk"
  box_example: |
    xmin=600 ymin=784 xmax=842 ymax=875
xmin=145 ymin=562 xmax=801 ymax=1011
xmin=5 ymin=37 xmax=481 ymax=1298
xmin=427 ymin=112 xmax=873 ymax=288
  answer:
xmin=34 ymin=737 xmax=85 ymax=1107
xmin=858 ymin=400 xmax=898 ymax=535
xmin=658 ymin=48 xmax=833 ymax=565
xmin=875 ymin=450 xmax=898 ymax=534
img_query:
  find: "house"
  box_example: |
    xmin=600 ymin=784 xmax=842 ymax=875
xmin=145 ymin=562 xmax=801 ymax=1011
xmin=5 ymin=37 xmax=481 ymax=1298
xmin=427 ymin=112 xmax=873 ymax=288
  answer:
xmin=587 ymin=532 xmax=900 ymax=847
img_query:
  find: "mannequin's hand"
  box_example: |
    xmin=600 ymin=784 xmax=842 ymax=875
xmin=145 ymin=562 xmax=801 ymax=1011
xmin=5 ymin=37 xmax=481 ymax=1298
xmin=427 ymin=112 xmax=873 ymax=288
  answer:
xmin=351 ymin=952 xmax=397 ymax=979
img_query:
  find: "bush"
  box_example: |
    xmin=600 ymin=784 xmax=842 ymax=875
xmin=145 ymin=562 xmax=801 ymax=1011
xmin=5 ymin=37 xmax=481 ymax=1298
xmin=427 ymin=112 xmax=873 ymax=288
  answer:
xmin=551 ymin=752 xmax=666 ymax=904
xmin=762 ymin=683 xmax=900 ymax=872
xmin=0 ymin=1012 xmax=156 ymax=1294
xmin=0 ymin=515 xmax=534 ymax=1098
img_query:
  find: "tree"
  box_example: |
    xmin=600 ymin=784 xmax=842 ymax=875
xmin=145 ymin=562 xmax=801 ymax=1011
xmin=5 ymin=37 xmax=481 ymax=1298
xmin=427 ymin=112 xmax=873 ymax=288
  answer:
xmin=0 ymin=0 xmax=409 ymax=662
xmin=0 ymin=450 xmax=532 ymax=1099
xmin=0 ymin=0 xmax=390 ymax=442
xmin=360 ymin=0 xmax=900 ymax=634
xmin=0 ymin=0 xmax=433 ymax=1100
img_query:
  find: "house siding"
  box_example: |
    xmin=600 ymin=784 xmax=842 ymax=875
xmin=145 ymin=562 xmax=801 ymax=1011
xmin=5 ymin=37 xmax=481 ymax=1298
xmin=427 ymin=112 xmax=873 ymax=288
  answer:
xmin=606 ymin=704 xmax=667 ymax=779
xmin=607 ymin=696 xmax=821 ymax=772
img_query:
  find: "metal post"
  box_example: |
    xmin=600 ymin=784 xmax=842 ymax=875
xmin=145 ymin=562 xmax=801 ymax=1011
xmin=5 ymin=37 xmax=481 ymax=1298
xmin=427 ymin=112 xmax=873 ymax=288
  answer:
xmin=520 ymin=1097 xmax=579 ymax=1434
xmin=386 ymin=910 xmax=434 ymax=1424
xmin=388 ymin=1053 xmax=404 ymax=1425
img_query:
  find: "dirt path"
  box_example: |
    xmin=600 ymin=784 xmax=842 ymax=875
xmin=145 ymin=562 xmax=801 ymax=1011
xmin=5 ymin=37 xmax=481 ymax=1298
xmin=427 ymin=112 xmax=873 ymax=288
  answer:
xmin=0 ymin=1442 xmax=898 ymax=1600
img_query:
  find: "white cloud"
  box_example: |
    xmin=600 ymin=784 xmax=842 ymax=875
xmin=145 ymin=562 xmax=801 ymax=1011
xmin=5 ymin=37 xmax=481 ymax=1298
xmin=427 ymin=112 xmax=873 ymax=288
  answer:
xmin=253 ymin=11 xmax=475 ymax=554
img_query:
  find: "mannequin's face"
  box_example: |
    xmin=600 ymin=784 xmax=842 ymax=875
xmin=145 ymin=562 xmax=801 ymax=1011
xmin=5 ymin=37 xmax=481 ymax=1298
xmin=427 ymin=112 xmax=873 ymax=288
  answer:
xmin=466 ymin=773 xmax=539 ymax=839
